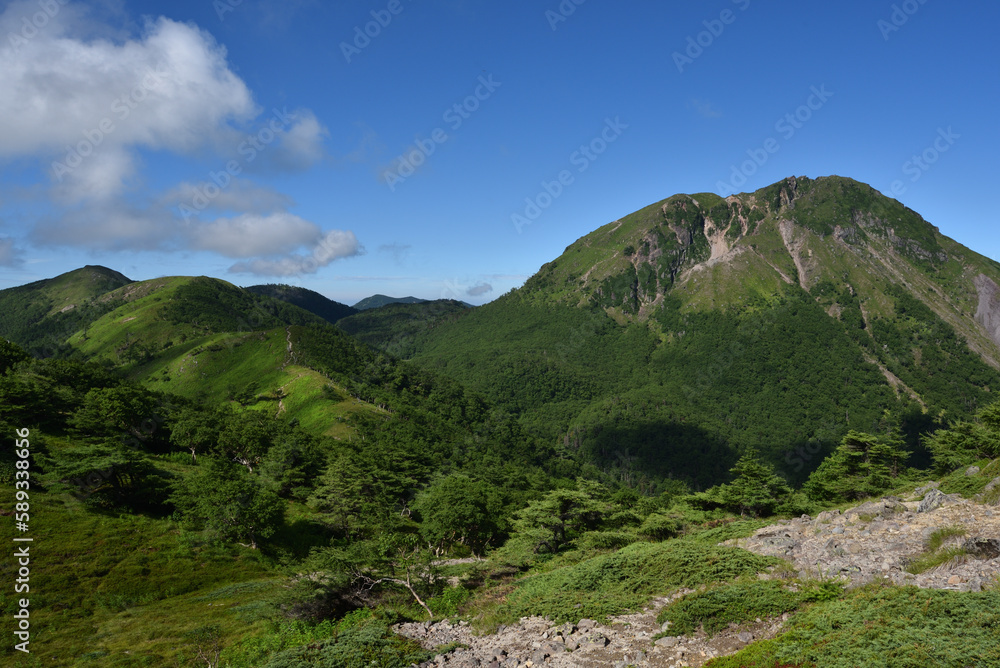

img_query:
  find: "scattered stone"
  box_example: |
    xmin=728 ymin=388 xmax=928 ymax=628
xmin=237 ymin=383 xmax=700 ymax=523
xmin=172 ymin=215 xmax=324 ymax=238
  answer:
xmin=846 ymin=497 xmax=905 ymax=520
xmin=579 ymin=633 xmax=608 ymax=650
xmin=577 ymin=619 xmax=596 ymax=631
xmin=655 ymin=636 xmax=679 ymax=648
xmin=948 ymin=575 xmax=964 ymax=586
xmin=963 ymin=537 xmax=1000 ymax=560
xmin=966 ymin=466 xmax=982 ymax=477
xmin=918 ymin=489 xmax=958 ymax=513
xmin=737 ymin=631 xmax=754 ymax=643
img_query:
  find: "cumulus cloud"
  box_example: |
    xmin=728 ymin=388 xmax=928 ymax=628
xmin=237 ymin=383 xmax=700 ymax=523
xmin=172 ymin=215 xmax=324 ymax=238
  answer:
xmin=264 ymin=110 xmax=328 ymax=171
xmin=0 ymin=3 xmax=352 ymax=275
xmin=1 ymin=7 xmax=256 ymax=200
xmin=190 ymin=212 xmax=322 ymax=257
xmin=0 ymin=2 xmax=327 ymax=199
xmin=466 ymin=282 xmax=493 ymax=297
xmin=31 ymin=201 xmax=175 ymax=250
xmin=228 ymin=230 xmax=363 ymax=276
xmin=0 ymin=238 xmax=22 ymax=267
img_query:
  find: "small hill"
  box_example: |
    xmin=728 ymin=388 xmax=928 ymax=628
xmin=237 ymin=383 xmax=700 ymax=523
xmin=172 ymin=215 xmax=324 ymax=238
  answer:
xmin=245 ymin=283 xmax=358 ymax=324
xmin=353 ymin=294 xmax=430 ymax=310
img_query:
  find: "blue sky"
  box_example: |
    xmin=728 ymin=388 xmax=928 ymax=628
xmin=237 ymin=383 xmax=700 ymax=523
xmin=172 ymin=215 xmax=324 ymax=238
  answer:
xmin=0 ymin=0 xmax=997 ymax=305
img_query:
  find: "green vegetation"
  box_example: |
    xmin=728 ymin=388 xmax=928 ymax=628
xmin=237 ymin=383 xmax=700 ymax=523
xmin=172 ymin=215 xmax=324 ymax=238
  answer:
xmin=656 ymin=579 xmax=807 ymax=636
xmin=337 ymin=299 xmax=469 ymax=359
xmin=905 ymin=525 xmax=969 ymax=574
xmin=478 ymin=539 xmax=781 ymax=627
xmin=803 ymin=430 xmax=910 ymax=503
xmin=689 ymin=448 xmax=793 ymax=517
xmin=245 ymin=283 xmax=358 ymax=324
xmin=707 ymin=584 xmax=1000 ymax=668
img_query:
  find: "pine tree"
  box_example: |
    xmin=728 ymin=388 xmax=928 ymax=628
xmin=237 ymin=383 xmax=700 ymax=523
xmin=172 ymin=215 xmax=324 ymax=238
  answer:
xmin=720 ymin=448 xmax=792 ymax=517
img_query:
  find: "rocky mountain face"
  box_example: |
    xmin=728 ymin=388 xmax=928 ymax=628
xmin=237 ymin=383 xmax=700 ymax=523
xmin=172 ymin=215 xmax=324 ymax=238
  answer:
xmin=527 ymin=175 xmax=1000 ymax=362
xmin=401 ymin=176 xmax=1000 ymax=485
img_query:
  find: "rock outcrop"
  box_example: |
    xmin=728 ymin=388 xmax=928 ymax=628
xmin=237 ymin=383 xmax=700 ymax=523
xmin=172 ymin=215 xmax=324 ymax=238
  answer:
xmin=731 ymin=493 xmax=1000 ymax=592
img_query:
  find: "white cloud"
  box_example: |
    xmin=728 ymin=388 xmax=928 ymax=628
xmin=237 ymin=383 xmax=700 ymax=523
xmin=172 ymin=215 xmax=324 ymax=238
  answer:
xmin=31 ymin=201 xmax=175 ymax=250
xmin=265 ymin=110 xmax=327 ymax=171
xmin=160 ymin=179 xmax=294 ymax=214
xmin=0 ymin=3 xmax=328 ymax=202
xmin=228 ymin=230 xmax=362 ymax=277
xmin=0 ymin=3 xmax=352 ymax=274
xmin=467 ymin=282 xmax=493 ymax=297
xmin=190 ymin=212 xmax=322 ymax=258
xmin=0 ymin=238 xmax=22 ymax=267
xmin=0 ymin=6 xmax=256 ymax=200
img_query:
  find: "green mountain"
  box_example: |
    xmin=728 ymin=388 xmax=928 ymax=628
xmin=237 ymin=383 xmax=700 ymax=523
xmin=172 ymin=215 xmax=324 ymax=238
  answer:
xmin=0 ymin=264 xmax=133 ymax=356
xmin=353 ymin=294 xmax=430 ymax=310
xmin=337 ymin=299 xmax=471 ymax=358
xmin=393 ymin=176 xmax=1000 ymax=486
xmin=245 ymin=283 xmax=358 ymax=324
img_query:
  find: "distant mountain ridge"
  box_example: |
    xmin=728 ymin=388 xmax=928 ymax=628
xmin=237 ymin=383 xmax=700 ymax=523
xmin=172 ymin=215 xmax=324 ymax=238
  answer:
xmin=353 ymin=294 xmax=430 ymax=310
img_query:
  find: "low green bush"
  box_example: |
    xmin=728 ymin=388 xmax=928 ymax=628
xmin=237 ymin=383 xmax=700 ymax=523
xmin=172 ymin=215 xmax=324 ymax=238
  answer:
xmin=656 ymin=579 xmax=804 ymax=636
xmin=480 ymin=539 xmax=781 ymax=626
xmin=707 ymin=584 xmax=1000 ymax=668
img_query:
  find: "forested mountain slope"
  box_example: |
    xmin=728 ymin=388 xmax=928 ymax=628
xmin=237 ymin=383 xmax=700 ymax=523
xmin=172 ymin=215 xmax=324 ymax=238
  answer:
xmin=245 ymin=283 xmax=358 ymax=324
xmin=395 ymin=176 xmax=1000 ymax=485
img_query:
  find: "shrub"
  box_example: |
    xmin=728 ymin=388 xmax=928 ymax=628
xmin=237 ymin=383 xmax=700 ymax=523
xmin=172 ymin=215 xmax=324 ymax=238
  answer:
xmin=657 ymin=579 xmax=804 ymax=636
xmin=710 ymin=585 xmax=1000 ymax=668
xmin=482 ymin=539 xmax=781 ymax=625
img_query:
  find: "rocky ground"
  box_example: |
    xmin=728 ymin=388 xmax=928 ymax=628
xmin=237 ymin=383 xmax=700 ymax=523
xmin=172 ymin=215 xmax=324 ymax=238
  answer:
xmin=396 ymin=597 xmax=786 ymax=668
xmin=395 ymin=475 xmax=1000 ymax=667
xmin=731 ymin=478 xmax=1000 ymax=592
